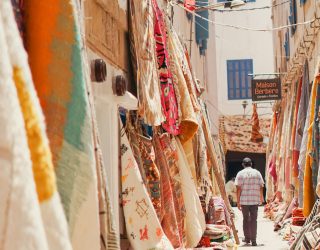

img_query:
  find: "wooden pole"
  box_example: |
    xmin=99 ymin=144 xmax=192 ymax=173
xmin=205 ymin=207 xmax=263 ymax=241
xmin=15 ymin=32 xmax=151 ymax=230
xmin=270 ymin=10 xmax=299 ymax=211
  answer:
xmin=201 ymin=114 xmax=240 ymax=245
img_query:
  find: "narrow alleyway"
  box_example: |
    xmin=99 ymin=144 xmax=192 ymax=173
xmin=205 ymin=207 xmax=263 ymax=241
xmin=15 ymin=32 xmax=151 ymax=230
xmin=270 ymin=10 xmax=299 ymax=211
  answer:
xmin=233 ymin=207 xmax=288 ymax=249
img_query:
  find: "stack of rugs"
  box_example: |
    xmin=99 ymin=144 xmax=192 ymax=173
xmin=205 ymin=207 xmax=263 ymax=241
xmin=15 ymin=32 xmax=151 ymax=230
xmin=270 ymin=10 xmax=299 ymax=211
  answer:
xmin=289 ymin=199 xmax=320 ymax=249
xmin=196 ymin=197 xmax=234 ymax=249
xmin=264 ymin=194 xmax=320 ymax=249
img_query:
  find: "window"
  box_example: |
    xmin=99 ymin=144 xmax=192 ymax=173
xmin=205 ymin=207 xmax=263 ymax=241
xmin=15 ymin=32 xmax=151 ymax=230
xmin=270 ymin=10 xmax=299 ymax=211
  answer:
xmin=227 ymin=59 xmax=253 ymax=100
xmin=300 ymin=0 xmax=307 ymax=5
xmin=289 ymin=0 xmax=297 ymax=34
xmin=284 ymin=30 xmax=290 ymax=61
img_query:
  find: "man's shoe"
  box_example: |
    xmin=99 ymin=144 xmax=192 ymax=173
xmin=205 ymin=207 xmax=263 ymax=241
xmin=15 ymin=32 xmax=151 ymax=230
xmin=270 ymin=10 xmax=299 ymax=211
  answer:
xmin=242 ymin=238 xmax=250 ymax=244
xmin=251 ymin=242 xmax=257 ymax=246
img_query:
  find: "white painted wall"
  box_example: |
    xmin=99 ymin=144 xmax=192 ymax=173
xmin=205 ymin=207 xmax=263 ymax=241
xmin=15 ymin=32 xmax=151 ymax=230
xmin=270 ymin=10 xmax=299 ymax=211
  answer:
xmin=214 ymin=0 xmax=274 ymax=117
xmin=88 ymin=48 xmax=138 ymax=238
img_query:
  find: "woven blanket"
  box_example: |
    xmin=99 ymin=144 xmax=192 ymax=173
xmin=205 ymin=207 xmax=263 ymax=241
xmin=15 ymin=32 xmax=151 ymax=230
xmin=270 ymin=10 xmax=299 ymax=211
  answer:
xmin=219 ymin=115 xmax=270 ymax=153
xmin=0 ymin=11 xmax=48 ymax=250
xmin=154 ymin=133 xmax=184 ymax=248
xmin=1 ymin=2 xmax=72 ymax=249
xmin=175 ymin=138 xmax=206 ymax=248
xmin=24 ymin=1 xmax=100 ymax=249
xmin=129 ymin=0 xmax=164 ymax=126
xmin=120 ymin=124 xmax=174 ymax=250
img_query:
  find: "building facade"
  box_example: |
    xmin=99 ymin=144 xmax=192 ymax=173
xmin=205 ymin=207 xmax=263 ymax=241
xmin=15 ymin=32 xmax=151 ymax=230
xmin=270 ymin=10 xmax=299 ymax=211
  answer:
xmin=214 ymin=0 xmax=275 ymax=117
xmin=272 ymin=0 xmax=320 ymax=83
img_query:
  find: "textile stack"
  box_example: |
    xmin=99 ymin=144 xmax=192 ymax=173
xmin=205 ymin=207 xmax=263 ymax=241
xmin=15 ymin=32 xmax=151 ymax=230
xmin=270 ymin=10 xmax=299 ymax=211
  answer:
xmin=265 ymin=60 xmax=320 ymax=249
xmin=0 ymin=0 xmax=234 ymax=250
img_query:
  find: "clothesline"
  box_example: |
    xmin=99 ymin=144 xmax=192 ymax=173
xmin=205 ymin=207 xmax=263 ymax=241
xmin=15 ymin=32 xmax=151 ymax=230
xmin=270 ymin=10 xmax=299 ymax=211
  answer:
xmin=170 ymin=0 xmax=316 ymax=32
xmin=195 ymin=0 xmax=290 ymax=12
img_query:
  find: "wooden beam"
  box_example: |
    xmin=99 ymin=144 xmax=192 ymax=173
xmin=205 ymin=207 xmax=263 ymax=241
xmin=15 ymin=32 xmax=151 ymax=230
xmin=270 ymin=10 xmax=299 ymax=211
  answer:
xmin=201 ymin=113 xmax=240 ymax=245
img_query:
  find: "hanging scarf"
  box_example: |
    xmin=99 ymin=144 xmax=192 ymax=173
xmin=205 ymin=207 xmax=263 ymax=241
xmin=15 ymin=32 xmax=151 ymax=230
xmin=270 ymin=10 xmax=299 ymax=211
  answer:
xmin=152 ymin=0 xmax=180 ymax=135
xmin=0 ymin=9 xmax=48 ymax=249
xmin=24 ymin=1 xmax=100 ymax=249
xmin=1 ymin=1 xmax=72 ymax=249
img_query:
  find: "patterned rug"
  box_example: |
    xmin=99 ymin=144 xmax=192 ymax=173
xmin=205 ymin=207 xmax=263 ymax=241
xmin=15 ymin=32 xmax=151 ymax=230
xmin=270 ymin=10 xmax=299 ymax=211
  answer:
xmin=219 ymin=115 xmax=271 ymax=153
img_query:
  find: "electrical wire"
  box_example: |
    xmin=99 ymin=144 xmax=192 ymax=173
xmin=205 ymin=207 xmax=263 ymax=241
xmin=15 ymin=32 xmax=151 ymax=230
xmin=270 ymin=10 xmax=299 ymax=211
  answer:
xmin=209 ymin=0 xmax=290 ymax=12
xmin=170 ymin=0 xmax=317 ymax=32
xmin=192 ymin=18 xmax=301 ymax=60
xmin=192 ymin=0 xmax=289 ymax=10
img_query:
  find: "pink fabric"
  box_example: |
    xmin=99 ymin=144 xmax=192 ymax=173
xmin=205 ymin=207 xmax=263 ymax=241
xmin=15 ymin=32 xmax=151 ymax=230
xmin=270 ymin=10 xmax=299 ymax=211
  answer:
xmin=269 ymin=156 xmax=277 ymax=182
xmin=152 ymin=0 xmax=180 ymax=135
xmin=184 ymin=0 xmax=196 ymax=11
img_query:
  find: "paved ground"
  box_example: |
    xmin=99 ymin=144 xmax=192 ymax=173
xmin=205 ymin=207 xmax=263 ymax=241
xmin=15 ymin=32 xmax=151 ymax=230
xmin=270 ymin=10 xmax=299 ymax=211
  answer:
xmin=233 ymin=206 xmax=289 ymax=249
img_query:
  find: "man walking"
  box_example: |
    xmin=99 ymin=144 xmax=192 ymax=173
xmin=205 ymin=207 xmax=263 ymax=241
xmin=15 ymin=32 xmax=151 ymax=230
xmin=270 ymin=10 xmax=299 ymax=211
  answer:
xmin=235 ymin=157 xmax=264 ymax=246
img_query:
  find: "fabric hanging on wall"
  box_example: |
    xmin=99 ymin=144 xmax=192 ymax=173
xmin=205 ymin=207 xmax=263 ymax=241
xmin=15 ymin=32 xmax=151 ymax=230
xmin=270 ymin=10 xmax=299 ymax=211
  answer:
xmin=295 ymin=62 xmax=310 ymax=195
xmin=1 ymin=2 xmax=72 ymax=249
xmin=183 ymin=140 xmax=198 ymax=185
xmin=24 ymin=1 xmax=100 ymax=249
xmin=292 ymin=79 xmax=303 ymax=178
xmin=152 ymin=0 xmax=180 ymax=135
xmin=167 ymin=28 xmax=199 ymax=144
xmin=129 ymin=0 xmax=164 ymax=126
xmin=155 ymin=133 xmax=187 ymax=247
xmin=251 ymin=104 xmax=264 ymax=143
xmin=284 ymin=88 xmax=296 ymax=199
xmin=136 ymin=133 xmax=162 ymax=217
xmin=120 ymin=124 xmax=174 ymax=250
xmin=298 ymin=90 xmax=312 ymax=207
xmin=303 ymin=75 xmax=319 ymax=217
xmin=0 ymin=11 xmax=49 ymax=250
xmin=194 ymin=113 xmax=213 ymax=213
xmin=153 ymin=133 xmax=184 ymax=248
xmin=175 ymin=137 xmax=206 ymax=248
xmin=311 ymin=82 xmax=320 ymax=193
xmin=277 ymin=100 xmax=287 ymax=196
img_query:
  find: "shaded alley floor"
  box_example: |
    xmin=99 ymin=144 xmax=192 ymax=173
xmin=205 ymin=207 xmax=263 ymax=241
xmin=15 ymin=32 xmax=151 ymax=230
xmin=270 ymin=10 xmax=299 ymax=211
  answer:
xmin=233 ymin=207 xmax=289 ymax=250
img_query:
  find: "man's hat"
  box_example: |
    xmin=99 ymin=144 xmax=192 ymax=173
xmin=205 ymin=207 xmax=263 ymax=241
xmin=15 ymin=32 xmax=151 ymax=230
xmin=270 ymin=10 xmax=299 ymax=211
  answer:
xmin=242 ymin=157 xmax=252 ymax=166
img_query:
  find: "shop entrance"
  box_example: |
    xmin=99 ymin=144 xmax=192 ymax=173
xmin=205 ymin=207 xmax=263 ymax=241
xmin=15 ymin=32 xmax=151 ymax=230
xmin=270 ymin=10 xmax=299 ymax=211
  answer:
xmin=225 ymin=151 xmax=266 ymax=196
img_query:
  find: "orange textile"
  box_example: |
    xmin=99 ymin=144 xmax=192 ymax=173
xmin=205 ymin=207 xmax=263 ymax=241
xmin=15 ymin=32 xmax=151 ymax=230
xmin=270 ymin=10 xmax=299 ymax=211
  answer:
xmin=251 ymin=104 xmax=264 ymax=143
xmin=303 ymin=76 xmax=319 ymax=217
xmin=292 ymin=79 xmax=303 ymax=177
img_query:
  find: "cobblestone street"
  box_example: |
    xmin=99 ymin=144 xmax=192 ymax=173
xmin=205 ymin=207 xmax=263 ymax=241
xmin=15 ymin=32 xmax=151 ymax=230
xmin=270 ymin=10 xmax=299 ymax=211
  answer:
xmin=233 ymin=207 xmax=288 ymax=249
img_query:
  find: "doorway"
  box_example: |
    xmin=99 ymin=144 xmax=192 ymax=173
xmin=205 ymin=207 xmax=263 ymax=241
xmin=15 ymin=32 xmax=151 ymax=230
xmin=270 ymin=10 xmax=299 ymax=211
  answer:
xmin=225 ymin=151 xmax=266 ymax=197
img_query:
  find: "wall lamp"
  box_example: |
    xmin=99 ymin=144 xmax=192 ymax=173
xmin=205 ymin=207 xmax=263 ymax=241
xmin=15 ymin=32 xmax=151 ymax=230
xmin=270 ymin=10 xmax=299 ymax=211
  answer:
xmin=91 ymin=59 xmax=107 ymax=82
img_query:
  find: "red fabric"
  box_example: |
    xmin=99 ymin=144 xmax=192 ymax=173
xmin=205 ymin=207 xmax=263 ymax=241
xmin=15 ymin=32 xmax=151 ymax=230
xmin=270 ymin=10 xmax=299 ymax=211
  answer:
xmin=152 ymin=0 xmax=180 ymax=135
xmin=268 ymin=156 xmax=277 ymax=181
xmin=184 ymin=0 xmax=196 ymax=11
